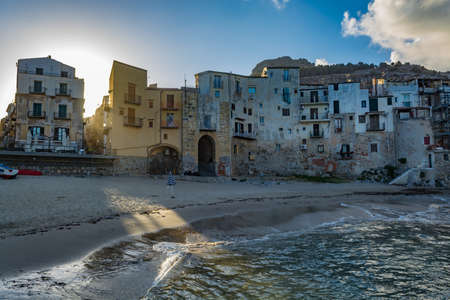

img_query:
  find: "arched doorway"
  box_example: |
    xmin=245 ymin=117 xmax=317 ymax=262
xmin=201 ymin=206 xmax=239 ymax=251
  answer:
xmin=198 ymin=135 xmax=215 ymax=176
xmin=147 ymin=145 xmax=180 ymax=175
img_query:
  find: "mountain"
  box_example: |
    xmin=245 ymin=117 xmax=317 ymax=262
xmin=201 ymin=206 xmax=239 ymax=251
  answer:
xmin=250 ymin=56 xmax=450 ymax=86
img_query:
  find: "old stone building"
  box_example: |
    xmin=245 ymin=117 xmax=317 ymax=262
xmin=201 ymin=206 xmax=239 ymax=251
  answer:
xmin=2 ymin=56 xmax=85 ymax=152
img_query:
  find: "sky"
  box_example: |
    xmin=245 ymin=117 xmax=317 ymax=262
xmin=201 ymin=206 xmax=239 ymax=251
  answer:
xmin=0 ymin=0 xmax=449 ymax=117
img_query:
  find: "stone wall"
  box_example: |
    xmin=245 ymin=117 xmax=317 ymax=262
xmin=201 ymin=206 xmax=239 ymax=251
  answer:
xmin=113 ymin=155 xmax=148 ymax=176
xmin=433 ymin=149 xmax=450 ymax=186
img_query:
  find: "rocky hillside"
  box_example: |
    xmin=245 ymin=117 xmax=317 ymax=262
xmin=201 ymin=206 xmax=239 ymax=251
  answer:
xmin=251 ymin=56 xmax=450 ymax=85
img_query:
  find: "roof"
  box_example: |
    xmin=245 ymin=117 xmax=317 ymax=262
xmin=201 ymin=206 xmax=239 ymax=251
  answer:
xmin=195 ymin=70 xmax=266 ymax=79
xmin=266 ymin=66 xmax=300 ymax=69
xmin=113 ymin=60 xmax=147 ymax=72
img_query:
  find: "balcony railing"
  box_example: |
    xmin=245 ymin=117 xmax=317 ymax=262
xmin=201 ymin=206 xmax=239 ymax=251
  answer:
xmin=310 ymin=130 xmax=324 ymax=138
xmin=233 ymin=131 xmax=257 ymax=140
xmin=300 ymin=113 xmax=329 ymax=122
xmin=28 ymin=111 xmax=46 ymax=118
xmin=54 ymin=112 xmax=71 ymax=120
xmin=300 ymin=97 xmax=329 ymax=104
xmin=29 ymin=86 xmax=46 ymax=94
xmin=123 ymin=116 xmax=143 ymax=127
xmin=55 ymin=88 xmax=71 ymax=96
xmin=161 ymin=105 xmax=180 ymax=111
xmin=161 ymin=120 xmax=179 ymax=129
xmin=366 ymin=122 xmax=386 ymax=131
xmin=124 ymin=93 xmax=142 ymax=105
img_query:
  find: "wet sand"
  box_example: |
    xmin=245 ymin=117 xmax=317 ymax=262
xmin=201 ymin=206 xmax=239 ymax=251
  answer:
xmin=0 ymin=176 xmax=447 ymax=280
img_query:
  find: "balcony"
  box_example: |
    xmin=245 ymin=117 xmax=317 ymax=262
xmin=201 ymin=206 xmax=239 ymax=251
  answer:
xmin=124 ymin=93 xmax=142 ymax=105
xmin=366 ymin=122 xmax=386 ymax=131
xmin=310 ymin=130 xmax=324 ymax=138
xmin=161 ymin=120 xmax=179 ymax=129
xmin=300 ymin=97 xmax=329 ymax=105
xmin=161 ymin=105 xmax=180 ymax=111
xmin=300 ymin=113 xmax=330 ymax=123
xmin=233 ymin=131 xmax=257 ymax=140
xmin=28 ymin=111 xmax=46 ymax=119
xmin=123 ymin=116 xmax=143 ymax=127
xmin=54 ymin=112 xmax=71 ymax=120
xmin=29 ymin=86 xmax=46 ymax=94
xmin=55 ymin=88 xmax=71 ymax=96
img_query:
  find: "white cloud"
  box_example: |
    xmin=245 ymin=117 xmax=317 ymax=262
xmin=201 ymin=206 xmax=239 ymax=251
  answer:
xmin=315 ymin=58 xmax=329 ymax=66
xmin=341 ymin=0 xmax=450 ymax=71
xmin=271 ymin=0 xmax=290 ymax=10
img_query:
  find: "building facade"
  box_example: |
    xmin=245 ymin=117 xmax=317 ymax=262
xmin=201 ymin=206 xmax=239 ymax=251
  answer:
xmin=3 ymin=56 xmax=85 ymax=152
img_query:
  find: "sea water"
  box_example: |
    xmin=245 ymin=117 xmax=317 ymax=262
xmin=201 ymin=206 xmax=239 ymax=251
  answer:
xmin=1 ymin=197 xmax=450 ymax=299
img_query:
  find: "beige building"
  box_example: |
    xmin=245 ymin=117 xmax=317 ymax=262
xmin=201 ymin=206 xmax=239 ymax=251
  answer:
xmin=3 ymin=56 xmax=85 ymax=152
xmin=88 ymin=60 xmax=184 ymax=173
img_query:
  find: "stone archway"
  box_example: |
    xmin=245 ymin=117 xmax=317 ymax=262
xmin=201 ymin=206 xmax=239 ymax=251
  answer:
xmin=198 ymin=135 xmax=216 ymax=176
xmin=147 ymin=145 xmax=180 ymax=175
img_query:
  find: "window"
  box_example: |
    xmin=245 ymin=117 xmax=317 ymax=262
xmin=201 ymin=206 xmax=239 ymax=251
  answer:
xmin=163 ymin=133 xmax=168 ymax=140
xmin=444 ymin=154 xmax=449 ymax=161
xmin=149 ymin=120 xmax=153 ymax=128
xmin=166 ymin=95 xmax=175 ymax=108
xmin=277 ymin=106 xmax=281 ymax=111
xmin=234 ymin=144 xmax=238 ymax=154
xmin=370 ymin=143 xmax=378 ymax=153
xmin=359 ymin=115 xmax=366 ymax=123
xmin=213 ymin=75 xmax=222 ymax=88
xmin=231 ymin=103 xmax=235 ymax=111
xmin=36 ymin=68 xmax=43 ymax=75
xmin=149 ymin=100 xmax=154 ymax=108
xmin=361 ymin=100 xmax=367 ymax=108
xmin=333 ymin=83 xmax=339 ymax=91
xmin=288 ymin=128 xmax=292 ymax=134
xmin=58 ymin=104 xmax=67 ymax=118
xmin=282 ymin=88 xmax=290 ymax=103
xmin=283 ymin=69 xmax=290 ymax=81
xmin=310 ymin=91 xmax=319 ymax=103
xmin=279 ymin=128 xmax=283 ymax=132
xmin=248 ymin=108 xmax=252 ymax=116
xmin=235 ymin=81 xmax=241 ymax=94
xmin=128 ymin=83 xmax=135 ymax=98
xmin=294 ymin=89 xmax=298 ymax=94
xmin=259 ymin=103 xmax=263 ymax=108
xmin=248 ymin=87 xmax=256 ymax=94
xmin=387 ymin=97 xmax=393 ymax=105
xmin=333 ymin=100 xmax=340 ymax=114
xmin=54 ymin=128 xmax=69 ymax=141
xmin=248 ymin=152 xmax=254 ymax=161
xmin=313 ymin=124 xmax=320 ymax=137
xmin=32 ymin=103 xmax=42 ymax=116
xmin=282 ymin=108 xmax=290 ymax=116
xmin=300 ymin=92 xmax=304 ymax=97
xmin=29 ymin=126 xmax=44 ymax=137
xmin=248 ymin=123 xmax=252 ymax=133
xmin=243 ymin=107 xmax=247 ymax=114
xmin=310 ymin=108 xmax=318 ymax=120
xmin=335 ymin=118 xmax=342 ymax=132
xmin=61 ymin=71 xmax=68 ymax=78
xmin=59 ymin=83 xmax=67 ymax=95
xmin=260 ymin=116 xmax=264 ymax=124
xmin=324 ymin=90 xmax=328 ymax=96
xmin=402 ymin=94 xmax=411 ymax=107
xmin=276 ymin=144 xmax=281 ymax=151
xmin=349 ymin=116 xmax=353 ymax=121
xmin=269 ymin=71 xmax=273 ymax=78
xmin=215 ymin=90 xmax=220 ymax=98
xmin=424 ymin=136 xmax=430 ymax=145
xmin=318 ymin=144 xmax=324 ymax=153
xmin=274 ymin=88 xmax=278 ymax=94
xmin=33 ymin=80 xmax=42 ymax=93
xmin=302 ymin=139 xmax=307 ymax=144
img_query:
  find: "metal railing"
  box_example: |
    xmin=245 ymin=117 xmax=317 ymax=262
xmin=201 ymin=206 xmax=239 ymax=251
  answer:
xmin=161 ymin=120 xmax=179 ymax=129
xmin=124 ymin=93 xmax=142 ymax=105
xmin=366 ymin=122 xmax=386 ymax=131
xmin=29 ymin=86 xmax=46 ymax=94
xmin=161 ymin=104 xmax=180 ymax=111
xmin=123 ymin=116 xmax=143 ymax=127
xmin=233 ymin=131 xmax=257 ymax=139
xmin=300 ymin=112 xmax=329 ymax=121
xmin=55 ymin=88 xmax=71 ymax=96
xmin=54 ymin=112 xmax=71 ymax=120
xmin=28 ymin=111 xmax=46 ymax=118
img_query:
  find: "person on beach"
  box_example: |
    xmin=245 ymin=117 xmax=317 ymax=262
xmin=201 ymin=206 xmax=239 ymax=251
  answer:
xmin=167 ymin=171 xmax=176 ymax=198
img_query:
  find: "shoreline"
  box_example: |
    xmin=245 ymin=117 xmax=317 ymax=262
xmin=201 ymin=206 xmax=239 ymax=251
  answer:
xmin=1 ymin=177 xmax=447 ymax=279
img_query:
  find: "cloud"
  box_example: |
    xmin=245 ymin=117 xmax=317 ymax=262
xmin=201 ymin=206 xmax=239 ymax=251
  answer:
xmin=341 ymin=0 xmax=450 ymax=71
xmin=315 ymin=58 xmax=329 ymax=66
xmin=271 ymin=0 xmax=290 ymax=10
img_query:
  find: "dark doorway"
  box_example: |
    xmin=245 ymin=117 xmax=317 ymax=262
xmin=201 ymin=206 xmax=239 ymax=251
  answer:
xmin=198 ymin=135 xmax=215 ymax=176
xmin=333 ymin=100 xmax=340 ymax=114
xmin=147 ymin=146 xmax=180 ymax=175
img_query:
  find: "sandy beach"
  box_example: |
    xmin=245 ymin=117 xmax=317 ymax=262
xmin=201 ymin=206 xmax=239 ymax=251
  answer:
xmin=0 ymin=175 xmax=447 ymax=281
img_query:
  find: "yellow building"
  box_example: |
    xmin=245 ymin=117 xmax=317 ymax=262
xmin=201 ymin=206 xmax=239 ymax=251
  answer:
xmin=97 ymin=60 xmax=183 ymax=173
